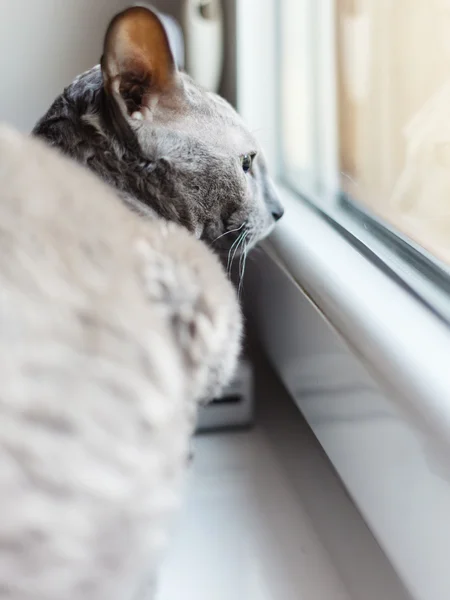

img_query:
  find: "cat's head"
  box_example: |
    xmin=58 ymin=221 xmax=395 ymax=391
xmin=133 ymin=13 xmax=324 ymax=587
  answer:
xmin=99 ymin=5 xmax=283 ymax=257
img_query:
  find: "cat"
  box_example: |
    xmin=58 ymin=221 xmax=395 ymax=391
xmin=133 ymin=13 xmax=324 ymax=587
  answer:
xmin=20 ymin=5 xmax=282 ymax=597
xmin=33 ymin=5 xmax=284 ymax=269
xmin=0 ymin=123 xmax=242 ymax=600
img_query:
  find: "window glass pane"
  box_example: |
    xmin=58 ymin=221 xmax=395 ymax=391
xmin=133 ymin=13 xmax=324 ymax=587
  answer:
xmin=280 ymin=0 xmax=450 ymax=266
xmin=337 ymin=0 xmax=450 ymax=265
xmin=279 ymin=0 xmax=319 ymax=194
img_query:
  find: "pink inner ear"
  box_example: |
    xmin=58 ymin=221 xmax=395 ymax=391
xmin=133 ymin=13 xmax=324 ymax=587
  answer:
xmin=103 ymin=7 xmax=177 ymax=91
xmin=102 ymin=7 xmax=180 ymax=120
xmin=116 ymin=64 xmax=157 ymax=117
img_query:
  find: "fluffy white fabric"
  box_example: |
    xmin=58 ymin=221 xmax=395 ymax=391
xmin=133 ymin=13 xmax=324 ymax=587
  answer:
xmin=0 ymin=125 xmax=242 ymax=599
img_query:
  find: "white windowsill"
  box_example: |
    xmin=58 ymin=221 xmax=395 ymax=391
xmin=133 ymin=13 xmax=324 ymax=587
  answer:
xmin=262 ymin=185 xmax=450 ymax=450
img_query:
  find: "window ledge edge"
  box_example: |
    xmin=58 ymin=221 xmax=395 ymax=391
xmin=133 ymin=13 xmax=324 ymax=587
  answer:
xmin=259 ymin=185 xmax=450 ymax=446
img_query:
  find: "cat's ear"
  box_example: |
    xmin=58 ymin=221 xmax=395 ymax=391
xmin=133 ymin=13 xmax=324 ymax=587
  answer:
xmin=101 ymin=6 xmax=178 ymax=120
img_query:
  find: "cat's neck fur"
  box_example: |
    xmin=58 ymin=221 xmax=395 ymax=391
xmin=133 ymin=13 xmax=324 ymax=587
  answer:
xmin=34 ymin=66 xmax=196 ymax=229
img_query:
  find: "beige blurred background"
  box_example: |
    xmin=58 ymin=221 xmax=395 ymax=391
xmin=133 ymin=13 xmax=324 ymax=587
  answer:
xmin=336 ymin=0 xmax=450 ymax=262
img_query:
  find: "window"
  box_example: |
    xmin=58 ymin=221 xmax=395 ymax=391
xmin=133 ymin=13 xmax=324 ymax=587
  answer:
xmin=278 ymin=0 xmax=450 ymax=276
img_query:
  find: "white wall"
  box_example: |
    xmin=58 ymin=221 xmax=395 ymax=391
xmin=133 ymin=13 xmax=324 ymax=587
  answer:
xmin=0 ymin=0 xmax=181 ymax=132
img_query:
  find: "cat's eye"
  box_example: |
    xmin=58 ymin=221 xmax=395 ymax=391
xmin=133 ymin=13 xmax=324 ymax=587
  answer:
xmin=241 ymin=154 xmax=254 ymax=173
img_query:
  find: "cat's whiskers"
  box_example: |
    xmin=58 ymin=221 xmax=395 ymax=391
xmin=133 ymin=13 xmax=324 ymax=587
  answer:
xmin=213 ymin=222 xmax=245 ymax=244
xmin=228 ymin=230 xmax=248 ymax=276
xmin=226 ymin=234 xmax=242 ymax=273
xmin=239 ymin=237 xmax=247 ymax=278
xmin=226 ymin=229 xmax=246 ymax=273
xmin=238 ymin=233 xmax=252 ymax=299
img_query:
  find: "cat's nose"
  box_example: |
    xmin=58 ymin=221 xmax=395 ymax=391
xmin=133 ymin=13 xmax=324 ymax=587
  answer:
xmin=265 ymin=177 xmax=284 ymax=222
xmin=271 ymin=206 xmax=284 ymax=222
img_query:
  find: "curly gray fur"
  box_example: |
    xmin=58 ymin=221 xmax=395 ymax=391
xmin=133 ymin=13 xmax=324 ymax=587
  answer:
xmin=33 ymin=60 xmax=283 ymax=259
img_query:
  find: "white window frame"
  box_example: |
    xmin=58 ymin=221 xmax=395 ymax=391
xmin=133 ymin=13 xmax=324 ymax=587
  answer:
xmin=236 ymin=0 xmax=450 ymax=322
xmin=233 ymin=4 xmax=450 ymax=598
xmin=234 ymin=0 xmax=450 ymax=476
xmin=236 ymin=0 xmax=450 ymax=398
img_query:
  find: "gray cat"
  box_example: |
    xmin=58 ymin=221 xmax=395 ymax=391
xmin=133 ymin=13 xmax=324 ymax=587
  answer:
xmin=18 ymin=6 xmax=283 ymax=598
xmin=33 ymin=5 xmax=284 ymax=266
